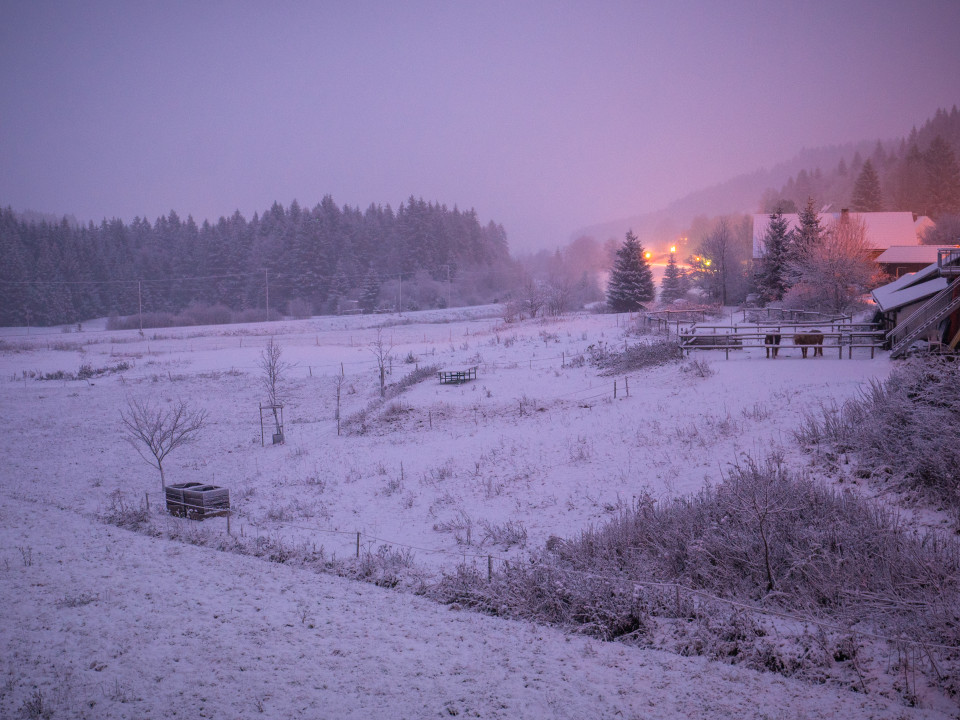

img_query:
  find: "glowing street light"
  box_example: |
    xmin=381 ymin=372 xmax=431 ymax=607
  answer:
xmin=669 ymin=245 xmax=676 ymax=254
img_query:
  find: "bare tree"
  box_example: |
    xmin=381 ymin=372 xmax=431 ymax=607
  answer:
xmin=786 ymin=214 xmax=882 ymax=313
xmin=519 ymin=275 xmax=546 ymax=319
xmin=722 ymin=457 xmax=795 ymax=594
xmin=370 ymin=328 xmax=393 ymax=398
xmin=691 ymin=216 xmax=753 ymax=306
xmin=334 ymin=367 xmax=346 ymax=436
xmin=259 ymin=337 xmax=290 ymax=437
xmin=121 ymin=397 xmax=208 ymax=490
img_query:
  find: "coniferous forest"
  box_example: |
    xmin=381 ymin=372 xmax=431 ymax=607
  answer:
xmin=760 ymin=106 xmax=960 ymax=217
xmin=0 ymin=196 xmax=516 ymax=327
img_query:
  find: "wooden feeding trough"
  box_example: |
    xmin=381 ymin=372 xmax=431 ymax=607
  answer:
xmin=437 ymin=366 xmax=478 ymax=384
xmin=165 ymin=482 xmax=230 ymax=520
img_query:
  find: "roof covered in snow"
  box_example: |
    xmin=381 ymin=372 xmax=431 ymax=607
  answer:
xmin=753 ymin=211 xmax=932 ymax=258
xmin=872 ymin=275 xmax=949 ymax=312
xmin=875 ymin=245 xmax=960 ymax=264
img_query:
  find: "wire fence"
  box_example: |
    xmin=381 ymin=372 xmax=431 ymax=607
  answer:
xmin=129 ymin=490 xmax=960 ymax=654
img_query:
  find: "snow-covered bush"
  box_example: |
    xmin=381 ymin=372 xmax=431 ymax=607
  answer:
xmin=681 ymin=357 xmax=714 ymax=377
xmin=587 ymin=338 xmax=683 ymax=375
xmin=795 ymin=358 xmax=960 ymax=515
xmin=432 ymin=454 xmax=960 ymax=689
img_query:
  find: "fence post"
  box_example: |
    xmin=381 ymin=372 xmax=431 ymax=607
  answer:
xmin=145 ymin=492 xmax=150 ymax=512
xmin=613 ymin=381 xmax=617 ymax=399
xmin=488 ymin=555 xmax=493 ymax=581
xmin=227 ymin=512 xmax=231 ymax=535
xmin=625 ymin=377 xmax=629 ymax=398
xmin=356 ymin=532 xmax=360 ymax=558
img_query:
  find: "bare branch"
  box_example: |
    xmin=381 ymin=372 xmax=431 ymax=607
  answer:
xmin=120 ymin=396 xmax=208 ymax=490
xmin=259 ymin=337 xmax=290 ymax=436
xmin=370 ymin=328 xmax=393 ymax=398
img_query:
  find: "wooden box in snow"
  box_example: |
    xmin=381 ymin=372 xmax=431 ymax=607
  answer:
xmin=165 ymin=483 xmax=230 ymax=520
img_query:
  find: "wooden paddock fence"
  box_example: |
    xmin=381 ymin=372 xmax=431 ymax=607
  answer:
xmin=679 ymin=327 xmax=886 ymax=360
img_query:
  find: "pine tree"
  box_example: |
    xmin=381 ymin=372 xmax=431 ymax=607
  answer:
xmin=788 ymin=198 xmax=825 ymax=280
xmin=754 ymin=208 xmax=792 ymax=303
xmin=606 ymin=230 xmax=654 ymax=312
xmin=892 ymin=144 xmax=927 ymax=213
xmin=359 ymin=266 xmax=381 ymax=313
xmin=924 ymin=135 xmax=960 ymax=218
xmin=850 ymin=159 xmax=883 ymax=211
xmin=659 ymin=251 xmax=685 ymax=303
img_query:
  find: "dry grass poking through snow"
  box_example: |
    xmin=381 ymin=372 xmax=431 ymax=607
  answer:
xmin=795 ymin=357 xmax=960 ymax=520
xmin=433 ymin=453 xmax=960 ymax=703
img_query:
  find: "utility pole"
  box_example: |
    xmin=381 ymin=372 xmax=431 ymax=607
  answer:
xmin=264 ymin=269 xmax=269 ymax=321
xmin=398 ymin=273 xmax=402 ymax=315
xmin=446 ymin=265 xmax=452 ymax=308
xmin=138 ymin=280 xmax=143 ymax=334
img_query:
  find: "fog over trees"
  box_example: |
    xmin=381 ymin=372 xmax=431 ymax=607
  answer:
xmin=762 ymin=107 xmax=960 ymax=219
xmin=5 ymin=108 xmax=960 ymax=327
xmin=0 ymin=197 xmax=516 ymax=326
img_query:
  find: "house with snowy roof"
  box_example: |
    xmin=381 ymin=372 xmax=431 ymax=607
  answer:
xmin=875 ymin=244 xmax=960 ymax=278
xmin=752 ymin=209 xmax=934 ymax=260
xmin=871 ymin=247 xmax=960 ymax=357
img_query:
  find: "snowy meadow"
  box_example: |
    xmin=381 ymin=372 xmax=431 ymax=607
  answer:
xmin=1 ymin=307 xmax=957 ymax=719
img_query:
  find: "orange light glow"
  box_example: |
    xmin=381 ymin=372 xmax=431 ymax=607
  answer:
xmin=704 ymin=259 xmax=712 ymax=267
xmin=669 ymin=245 xmax=676 ymax=253
xmin=644 ymin=251 xmax=652 ymax=260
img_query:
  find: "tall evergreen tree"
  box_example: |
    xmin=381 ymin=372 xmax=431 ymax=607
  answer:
xmin=754 ymin=208 xmax=792 ymax=303
xmin=892 ymin=144 xmax=927 ymax=212
xmin=659 ymin=251 xmax=686 ymax=303
xmin=788 ymin=198 xmax=825 ymax=280
xmin=359 ymin=266 xmax=381 ymax=313
xmin=606 ymin=230 xmax=654 ymax=312
xmin=850 ymin=159 xmax=883 ymax=211
xmin=924 ymin=135 xmax=960 ymax=218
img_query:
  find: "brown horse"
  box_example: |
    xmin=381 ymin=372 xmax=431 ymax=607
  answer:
xmin=764 ymin=333 xmax=781 ymax=358
xmin=793 ymin=330 xmax=824 ymax=358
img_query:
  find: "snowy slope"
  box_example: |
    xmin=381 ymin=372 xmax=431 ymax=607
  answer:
xmin=1 ymin=308 xmax=949 ymax=718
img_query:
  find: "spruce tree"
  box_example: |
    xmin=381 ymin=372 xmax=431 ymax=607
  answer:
xmin=924 ymin=135 xmax=960 ymax=218
xmin=606 ymin=230 xmax=654 ymax=312
xmin=788 ymin=198 xmax=825 ymax=281
xmin=850 ymin=159 xmax=883 ymax=211
xmin=659 ymin=251 xmax=685 ymax=304
xmin=359 ymin=267 xmax=381 ymax=313
xmin=754 ymin=208 xmax=792 ymax=303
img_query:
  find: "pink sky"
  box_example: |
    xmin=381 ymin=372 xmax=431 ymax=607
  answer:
xmin=1 ymin=0 xmax=959 ymax=251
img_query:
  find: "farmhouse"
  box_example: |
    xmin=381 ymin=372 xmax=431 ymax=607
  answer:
xmin=752 ymin=209 xmax=934 ymax=259
xmin=875 ymin=244 xmax=960 ymax=278
xmin=872 ymin=247 xmax=960 ymax=357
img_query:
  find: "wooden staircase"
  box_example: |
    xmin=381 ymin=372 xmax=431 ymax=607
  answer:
xmin=888 ymin=279 xmax=960 ymax=358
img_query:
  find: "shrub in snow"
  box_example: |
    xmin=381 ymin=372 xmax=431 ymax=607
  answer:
xmin=431 ymin=453 xmax=960 ymax=691
xmin=680 ymin=358 xmax=714 ymax=377
xmin=587 ymin=338 xmax=683 ymax=375
xmin=795 ymin=358 xmax=960 ymax=516
xmin=479 ymin=519 xmax=528 ymax=550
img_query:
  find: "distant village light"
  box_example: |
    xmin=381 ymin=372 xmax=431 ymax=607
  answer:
xmin=670 ymin=245 xmax=676 ymax=253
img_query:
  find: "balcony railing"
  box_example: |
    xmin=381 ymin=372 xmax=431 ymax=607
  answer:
xmin=939 ymin=247 xmax=960 ymax=275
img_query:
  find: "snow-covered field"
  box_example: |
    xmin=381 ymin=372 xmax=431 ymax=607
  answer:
xmin=1 ymin=307 xmax=950 ymax=718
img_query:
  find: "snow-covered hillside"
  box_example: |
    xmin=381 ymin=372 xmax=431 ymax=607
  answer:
xmin=1 ymin=308 xmax=950 ymax=718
